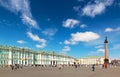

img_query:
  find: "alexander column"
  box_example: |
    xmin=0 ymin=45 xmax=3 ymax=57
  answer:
xmin=104 ymin=36 xmax=109 ymax=64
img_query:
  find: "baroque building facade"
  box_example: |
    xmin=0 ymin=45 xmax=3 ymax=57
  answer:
xmin=0 ymin=45 xmax=75 ymax=66
xmin=79 ymin=56 xmax=105 ymax=65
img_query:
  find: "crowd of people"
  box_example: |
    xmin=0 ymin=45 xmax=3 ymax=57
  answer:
xmin=0 ymin=63 xmax=117 ymax=71
xmin=10 ymin=64 xmax=23 ymax=70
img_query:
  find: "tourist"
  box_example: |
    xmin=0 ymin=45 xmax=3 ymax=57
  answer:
xmin=99 ymin=64 xmax=102 ymax=69
xmin=92 ymin=64 xmax=95 ymax=71
xmin=102 ymin=64 xmax=104 ymax=69
xmin=58 ymin=64 xmax=62 ymax=70
xmin=105 ymin=64 xmax=107 ymax=69
xmin=75 ymin=64 xmax=77 ymax=68
xmin=11 ymin=65 xmax=14 ymax=70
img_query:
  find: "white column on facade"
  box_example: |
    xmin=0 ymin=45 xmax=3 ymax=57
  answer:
xmin=32 ymin=53 xmax=34 ymax=64
xmin=40 ymin=54 xmax=41 ymax=64
xmin=8 ymin=50 xmax=12 ymax=65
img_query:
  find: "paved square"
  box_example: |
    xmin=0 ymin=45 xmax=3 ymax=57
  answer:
xmin=0 ymin=66 xmax=120 ymax=77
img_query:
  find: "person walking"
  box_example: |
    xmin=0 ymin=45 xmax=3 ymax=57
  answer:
xmin=102 ymin=64 xmax=104 ymax=69
xmin=105 ymin=64 xmax=107 ymax=69
xmin=92 ymin=64 xmax=95 ymax=71
xmin=11 ymin=65 xmax=14 ymax=70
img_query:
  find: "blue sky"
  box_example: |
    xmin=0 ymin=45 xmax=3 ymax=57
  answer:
xmin=0 ymin=0 xmax=120 ymax=58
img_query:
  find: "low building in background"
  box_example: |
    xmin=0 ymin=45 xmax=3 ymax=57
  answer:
xmin=79 ymin=56 xmax=106 ymax=65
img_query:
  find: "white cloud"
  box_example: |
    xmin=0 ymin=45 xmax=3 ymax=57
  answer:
xmin=95 ymin=45 xmax=103 ymax=48
xmin=27 ymin=32 xmax=41 ymax=42
xmin=97 ymin=48 xmax=104 ymax=53
xmin=22 ymin=14 xmax=38 ymax=28
xmin=73 ymin=6 xmax=81 ymax=12
xmin=105 ymin=27 xmax=120 ymax=32
xmin=89 ymin=48 xmax=104 ymax=55
xmin=36 ymin=44 xmax=46 ymax=48
xmin=0 ymin=0 xmax=39 ymax=29
xmin=64 ymin=31 xmax=100 ymax=45
xmin=42 ymin=28 xmax=57 ymax=36
xmin=105 ymin=28 xmax=113 ymax=32
xmin=64 ymin=40 xmax=77 ymax=45
xmin=90 ymin=49 xmax=104 ymax=55
xmin=17 ymin=40 xmax=26 ymax=44
xmin=64 ymin=40 xmax=71 ymax=44
xmin=62 ymin=46 xmax=71 ymax=54
xmin=80 ymin=24 xmax=87 ymax=28
xmin=82 ymin=0 xmax=114 ymax=17
xmin=82 ymin=2 xmax=105 ymax=17
xmin=84 ymin=39 xmax=103 ymax=46
xmin=91 ymin=44 xmax=105 ymax=54
xmin=70 ymin=31 xmax=100 ymax=42
xmin=63 ymin=19 xmax=80 ymax=28
xmin=26 ymin=31 xmax=46 ymax=48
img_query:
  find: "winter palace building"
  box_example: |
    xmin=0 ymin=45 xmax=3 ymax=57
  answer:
xmin=0 ymin=45 xmax=76 ymax=66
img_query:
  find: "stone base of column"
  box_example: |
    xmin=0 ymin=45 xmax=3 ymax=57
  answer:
xmin=104 ymin=58 xmax=109 ymax=64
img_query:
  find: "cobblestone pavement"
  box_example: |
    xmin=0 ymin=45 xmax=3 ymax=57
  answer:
xmin=0 ymin=66 xmax=120 ymax=77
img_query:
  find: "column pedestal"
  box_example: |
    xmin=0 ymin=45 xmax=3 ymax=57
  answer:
xmin=104 ymin=58 xmax=109 ymax=64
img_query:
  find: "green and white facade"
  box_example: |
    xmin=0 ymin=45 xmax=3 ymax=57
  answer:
xmin=0 ymin=45 xmax=75 ymax=66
